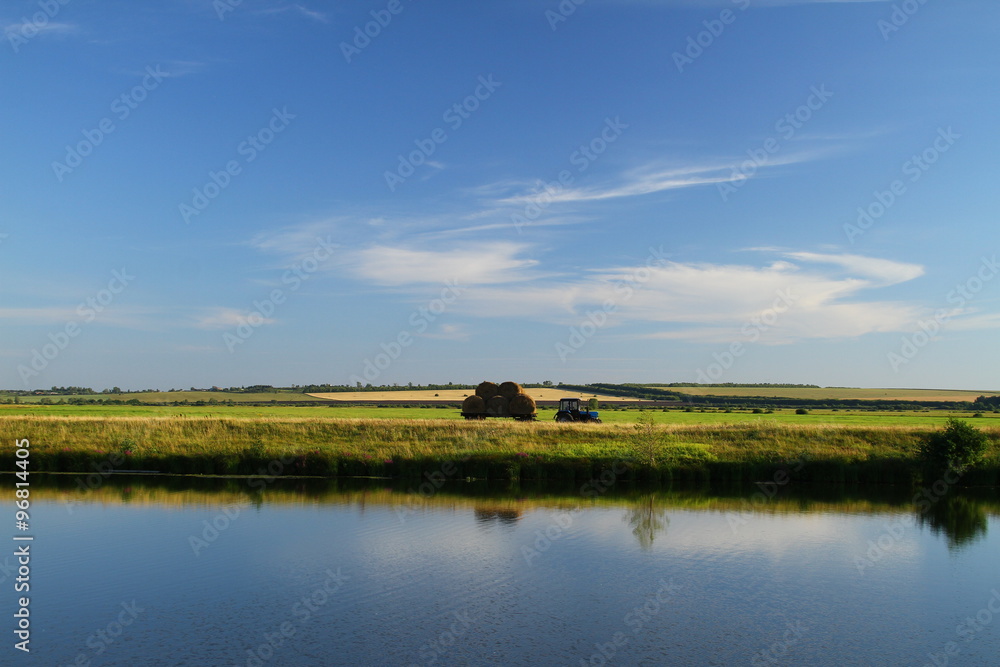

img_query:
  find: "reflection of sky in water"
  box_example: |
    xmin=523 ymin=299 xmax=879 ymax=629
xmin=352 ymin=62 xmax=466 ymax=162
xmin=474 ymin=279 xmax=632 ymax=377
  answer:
xmin=12 ymin=488 xmax=1000 ymax=666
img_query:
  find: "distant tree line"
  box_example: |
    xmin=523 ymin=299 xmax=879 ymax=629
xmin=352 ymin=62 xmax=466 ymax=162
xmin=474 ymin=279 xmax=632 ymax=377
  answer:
xmin=646 ymin=382 xmax=822 ymax=389
xmin=973 ymin=395 xmax=1000 ymax=409
xmin=561 ymin=383 xmax=985 ymax=411
xmin=298 ymin=383 xmax=556 ymax=393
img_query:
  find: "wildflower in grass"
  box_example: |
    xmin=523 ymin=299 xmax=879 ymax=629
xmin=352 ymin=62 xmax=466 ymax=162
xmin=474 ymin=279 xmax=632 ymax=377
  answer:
xmin=384 ymin=459 xmax=393 ymax=464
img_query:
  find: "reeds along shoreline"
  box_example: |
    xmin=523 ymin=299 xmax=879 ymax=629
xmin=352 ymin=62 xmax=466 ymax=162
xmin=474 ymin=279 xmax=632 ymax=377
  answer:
xmin=3 ymin=416 xmax=999 ymax=484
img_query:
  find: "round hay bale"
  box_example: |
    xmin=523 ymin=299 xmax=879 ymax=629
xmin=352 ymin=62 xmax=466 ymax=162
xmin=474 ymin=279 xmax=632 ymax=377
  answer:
xmin=476 ymin=381 xmax=499 ymax=400
xmin=498 ymin=381 xmax=523 ymax=399
xmin=462 ymin=395 xmax=486 ymax=414
xmin=486 ymin=395 xmax=509 ymax=417
xmin=509 ymin=393 xmax=536 ymax=416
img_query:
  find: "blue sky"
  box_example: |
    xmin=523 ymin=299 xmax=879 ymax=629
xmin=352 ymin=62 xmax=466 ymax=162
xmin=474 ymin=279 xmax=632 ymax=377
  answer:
xmin=2 ymin=0 xmax=998 ymax=391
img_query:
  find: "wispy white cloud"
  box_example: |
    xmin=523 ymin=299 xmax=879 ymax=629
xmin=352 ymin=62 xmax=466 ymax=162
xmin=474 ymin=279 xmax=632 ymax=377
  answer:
xmin=351 ymin=242 xmax=539 ymax=286
xmin=255 ymin=4 xmax=329 ymax=23
xmin=158 ymin=61 xmax=205 ymax=78
xmin=488 ymin=151 xmax=828 ymax=208
xmin=250 ymin=221 xmax=342 ymax=258
xmin=623 ymin=0 xmax=888 ymax=6
xmin=780 ymin=251 xmax=924 ymax=286
xmin=2 ymin=21 xmax=78 ymax=38
xmin=445 ymin=252 xmax=928 ymax=343
xmin=492 ymin=163 xmax=731 ymax=206
xmin=421 ymin=323 xmax=471 ymax=341
xmin=192 ymin=307 xmax=276 ymax=330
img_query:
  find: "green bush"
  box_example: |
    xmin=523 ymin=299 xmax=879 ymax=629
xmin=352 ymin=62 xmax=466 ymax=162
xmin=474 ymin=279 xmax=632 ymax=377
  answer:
xmin=920 ymin=419 xmax=989 ymax=472
xmin=796 ymin=408 xmax=809 ymax=415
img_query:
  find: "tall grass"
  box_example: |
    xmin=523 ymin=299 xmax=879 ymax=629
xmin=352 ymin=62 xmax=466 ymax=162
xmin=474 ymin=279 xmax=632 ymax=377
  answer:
xmin=3 ymin=416 xmax=998 ymax=483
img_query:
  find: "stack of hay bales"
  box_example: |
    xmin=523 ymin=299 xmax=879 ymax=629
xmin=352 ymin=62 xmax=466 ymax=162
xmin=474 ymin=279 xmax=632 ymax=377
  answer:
xmin=464 ymin=381 xmax=536 ymax=419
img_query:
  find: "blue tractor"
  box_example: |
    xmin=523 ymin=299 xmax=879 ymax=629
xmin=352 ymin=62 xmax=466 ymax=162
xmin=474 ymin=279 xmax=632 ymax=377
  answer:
xmin=554 ymin=397 xmax=602 ymax=423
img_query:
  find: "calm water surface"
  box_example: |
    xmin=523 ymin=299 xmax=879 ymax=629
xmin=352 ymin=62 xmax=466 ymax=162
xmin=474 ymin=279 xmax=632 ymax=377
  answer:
xmin=8 ymin=476 xmax=1000 ymax=666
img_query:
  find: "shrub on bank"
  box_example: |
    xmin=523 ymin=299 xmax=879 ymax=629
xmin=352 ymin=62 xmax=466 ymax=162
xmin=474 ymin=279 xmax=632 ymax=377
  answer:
xmin=920 ymin=419 xmax=989 ymax=473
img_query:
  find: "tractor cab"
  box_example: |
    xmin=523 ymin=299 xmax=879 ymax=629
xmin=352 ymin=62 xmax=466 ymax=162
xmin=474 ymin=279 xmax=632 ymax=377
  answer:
xmin=554 ymin=398 xmax=601 ymax=423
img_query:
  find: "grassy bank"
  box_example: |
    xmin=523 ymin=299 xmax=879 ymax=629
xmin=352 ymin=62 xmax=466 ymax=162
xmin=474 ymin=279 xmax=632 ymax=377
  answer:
xmin=4 ymin=415 xmax=999 ymax=485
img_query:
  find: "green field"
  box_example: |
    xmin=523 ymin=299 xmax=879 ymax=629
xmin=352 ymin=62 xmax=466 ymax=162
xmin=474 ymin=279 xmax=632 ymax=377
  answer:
xmin=1 ymin=402 xmax=995 ymax=426
xmin=3 ymin=402 xmax=997 ymax=425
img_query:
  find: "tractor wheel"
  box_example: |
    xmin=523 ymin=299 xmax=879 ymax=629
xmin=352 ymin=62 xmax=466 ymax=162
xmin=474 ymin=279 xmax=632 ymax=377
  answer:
xmin=555 ymin=414 xmax=572 ymax=422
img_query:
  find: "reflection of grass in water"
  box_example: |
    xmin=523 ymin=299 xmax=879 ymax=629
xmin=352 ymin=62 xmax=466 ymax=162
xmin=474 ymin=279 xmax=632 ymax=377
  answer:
xmin=27 ymin=472 xmax=1000 ymax=513
xmin=25 ymin=474 xmax=1000 ymax=552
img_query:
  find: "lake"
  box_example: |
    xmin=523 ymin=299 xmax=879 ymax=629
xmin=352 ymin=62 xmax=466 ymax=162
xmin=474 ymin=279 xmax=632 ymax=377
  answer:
xmin=8 ymin=475 xmax=1000 ymax=666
